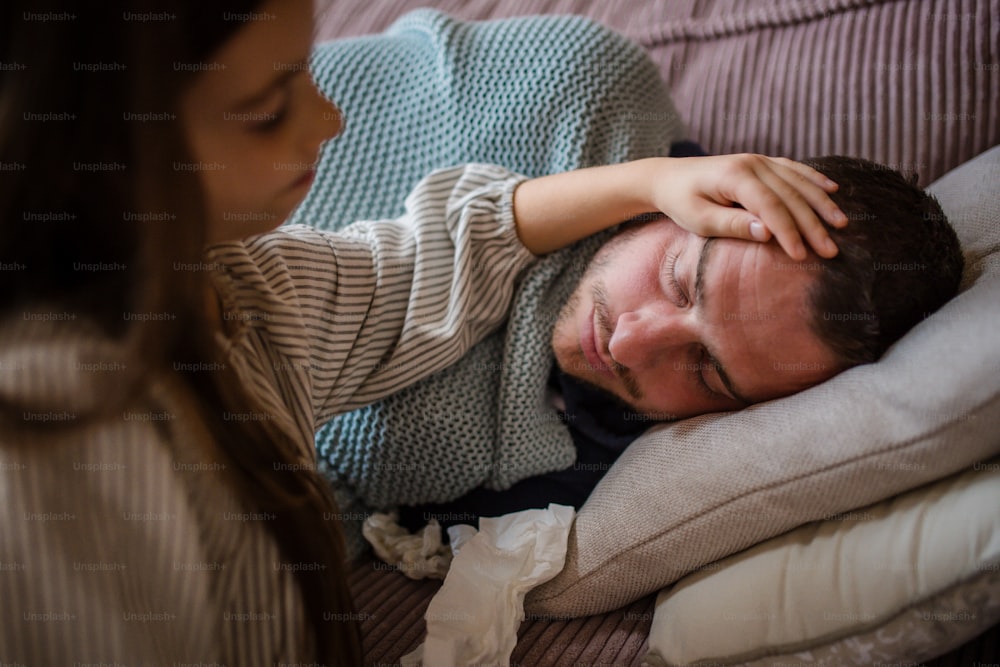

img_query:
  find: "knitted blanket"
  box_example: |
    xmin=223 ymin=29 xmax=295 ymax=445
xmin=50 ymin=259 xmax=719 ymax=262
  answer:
xmin=289 ymin=10 xmax=684 ymax=544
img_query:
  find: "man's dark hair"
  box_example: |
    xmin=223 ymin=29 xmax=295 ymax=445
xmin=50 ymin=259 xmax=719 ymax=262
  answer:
xmin=803 ymin=155 xmax=964 ymax=369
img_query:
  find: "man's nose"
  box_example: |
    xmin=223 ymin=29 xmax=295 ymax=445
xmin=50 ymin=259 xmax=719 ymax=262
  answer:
xmin=607 ymin=305 xmax=694 ymax=370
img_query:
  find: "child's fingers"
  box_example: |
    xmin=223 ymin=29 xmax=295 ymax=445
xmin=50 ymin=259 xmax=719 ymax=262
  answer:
xmin=762 ymin=164 xmax=843 ymax=257
xmin=770 ymin=157 xmax=840 ymax=192
xmin=669 ymin=154 xmax=848 ymax=260
xmin=732 ymin=160 xmax=841 ymax=259
xmin=761 ymin=174 xmax=839 ymax=259
xmin=681 ymin=201 xmax=777 ymax=246
xmin=769 ymin=158 xmax=849 ymax=228
xmin=726 ymin=174 xmax=810 ymax=260
xmin=719 ymin=209 xmax=823 ymax=261
xmin=748 ymin=219 xmax=771 ymax=241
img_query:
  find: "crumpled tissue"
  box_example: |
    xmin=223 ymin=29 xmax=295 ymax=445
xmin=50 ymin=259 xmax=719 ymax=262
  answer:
xmin=362 ymin=512 xmax=452 ymax=580
xmin=401 ymin=503 xmax=575 ymax=667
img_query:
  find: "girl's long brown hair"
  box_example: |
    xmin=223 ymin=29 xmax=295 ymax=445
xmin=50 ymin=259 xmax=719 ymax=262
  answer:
xmin=0 ymin=2 xmax=361 ymax=663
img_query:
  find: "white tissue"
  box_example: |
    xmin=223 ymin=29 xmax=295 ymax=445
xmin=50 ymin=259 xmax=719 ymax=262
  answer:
xmin=362 ymin=512 xmax=452 ymax=580
xmin=401 ymin=503 xmax=575 ymax=667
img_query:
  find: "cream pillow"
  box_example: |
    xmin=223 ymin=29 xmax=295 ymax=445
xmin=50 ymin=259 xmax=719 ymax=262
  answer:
xmin=525 ymin=146 xmax=1000 ymax=618
xmin=643 ymin=456 xmax=1000 ymax=665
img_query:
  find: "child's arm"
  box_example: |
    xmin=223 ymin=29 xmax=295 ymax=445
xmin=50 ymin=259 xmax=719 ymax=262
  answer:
xmin=512 ymin=154 xmax=848 ymax=261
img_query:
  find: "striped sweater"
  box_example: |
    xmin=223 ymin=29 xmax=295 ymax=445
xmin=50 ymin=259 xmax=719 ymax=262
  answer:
xmin=0 ymin=164 xmax=533 ymax=665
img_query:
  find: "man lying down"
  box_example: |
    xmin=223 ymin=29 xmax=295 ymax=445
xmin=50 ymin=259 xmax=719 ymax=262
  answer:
xmin=317 ymin=154 xmax=963 ymax=553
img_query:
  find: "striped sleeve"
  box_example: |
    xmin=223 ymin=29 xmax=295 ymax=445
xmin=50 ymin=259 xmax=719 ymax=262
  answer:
xmin=205 ymin=163 xmax=536 ymax=427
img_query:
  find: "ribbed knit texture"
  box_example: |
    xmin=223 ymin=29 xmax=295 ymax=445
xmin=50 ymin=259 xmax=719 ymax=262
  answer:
xmin=291 ymin=10 xmax=684 ymax=516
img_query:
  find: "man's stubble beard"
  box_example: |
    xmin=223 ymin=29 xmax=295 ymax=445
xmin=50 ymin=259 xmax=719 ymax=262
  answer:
xmin=551 ymin=286 xmax=583 ymax=378
xmin=551 ymin=272 xmax=625 ymax=401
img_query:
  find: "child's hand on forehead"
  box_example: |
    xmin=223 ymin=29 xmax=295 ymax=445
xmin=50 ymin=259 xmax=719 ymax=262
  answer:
xmin=649 ymin=154 xmax=849 ymax=260
xmin=511 ymin=153 xmax=847 ymax=259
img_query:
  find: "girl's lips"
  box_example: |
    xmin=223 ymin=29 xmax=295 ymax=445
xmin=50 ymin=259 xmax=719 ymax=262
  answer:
xmin=291 ymin=168 xmax=315 ymax=189
xmin=581 ymin=306 xmax=615 ymax=378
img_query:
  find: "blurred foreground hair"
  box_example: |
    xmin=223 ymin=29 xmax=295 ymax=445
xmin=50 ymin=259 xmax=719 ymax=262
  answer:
xmin=0 ymin=1 xmax=361 ymax=663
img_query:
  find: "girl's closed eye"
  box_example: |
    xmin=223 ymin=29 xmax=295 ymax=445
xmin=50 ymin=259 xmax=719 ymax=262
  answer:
xmin=253 ymin=99 xmax=289 ymax=132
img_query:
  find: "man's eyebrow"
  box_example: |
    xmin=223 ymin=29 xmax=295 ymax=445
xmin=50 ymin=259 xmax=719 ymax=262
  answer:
xmin=232 ymin=57 xmax=308 ymax=111
xmin=693 ymin=238 xmax=753 ymax=406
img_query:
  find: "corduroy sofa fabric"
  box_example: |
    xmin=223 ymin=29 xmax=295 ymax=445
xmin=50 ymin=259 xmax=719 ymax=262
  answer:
xmin=348 ymin=555 xmax=656 ymax=667
xmin=317 ymin=0 xmax=999 ymax=187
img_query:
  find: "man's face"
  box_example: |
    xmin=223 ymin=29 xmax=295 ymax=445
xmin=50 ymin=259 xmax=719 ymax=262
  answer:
xmin=552 ymin=219 xmax=841 ymax=419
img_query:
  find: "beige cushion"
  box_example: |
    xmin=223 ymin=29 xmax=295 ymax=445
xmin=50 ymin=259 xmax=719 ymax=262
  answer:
xmin=643 ymin=456 xmax=1000 ymax=665
xmin=525 ymin=146 xmax=1000 ymax=617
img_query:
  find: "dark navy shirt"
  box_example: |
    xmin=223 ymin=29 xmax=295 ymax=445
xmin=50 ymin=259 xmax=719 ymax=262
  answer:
xmin=398 ymin=368 xmax=655 ymax=531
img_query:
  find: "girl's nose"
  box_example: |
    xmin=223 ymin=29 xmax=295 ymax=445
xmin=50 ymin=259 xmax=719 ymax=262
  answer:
xmin=310 ymin=77 xmax=343 ymax=143
xmin=320 ymin=99 xmax=343 ymax=141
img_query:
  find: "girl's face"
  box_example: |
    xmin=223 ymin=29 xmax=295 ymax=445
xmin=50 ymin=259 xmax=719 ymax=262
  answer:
xmin=179 ymin=0 xmax=342 ymax=244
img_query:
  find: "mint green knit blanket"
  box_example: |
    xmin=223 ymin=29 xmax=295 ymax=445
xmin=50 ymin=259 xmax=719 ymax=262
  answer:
xmin=290 ymin=10 xmax=684 ymax=527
